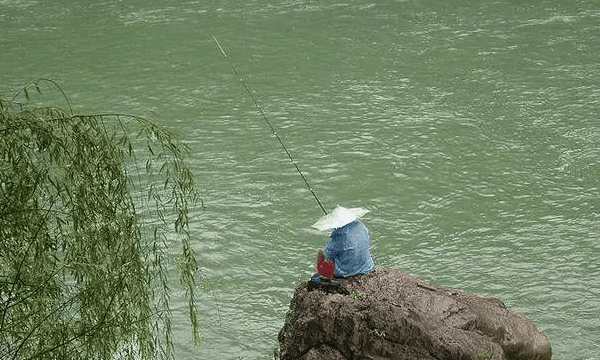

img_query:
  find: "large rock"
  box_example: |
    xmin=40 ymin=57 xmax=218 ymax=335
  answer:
xmin=278 ymin=268 xmax=552 ymax=360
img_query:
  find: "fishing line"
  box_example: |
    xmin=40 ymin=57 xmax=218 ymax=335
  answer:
xmin=213 ymin=36 xmax=327 ymax=215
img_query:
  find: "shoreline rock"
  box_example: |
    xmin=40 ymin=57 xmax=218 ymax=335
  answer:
xmin=278 ymin=268 xmax=552 ymax=360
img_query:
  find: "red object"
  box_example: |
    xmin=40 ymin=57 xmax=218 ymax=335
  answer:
xmin=318 ymin=260 xmax=335 ymax=279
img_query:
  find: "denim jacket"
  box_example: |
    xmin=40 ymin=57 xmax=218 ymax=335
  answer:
xmin=324 ymin=220 xmax=374 ymax=277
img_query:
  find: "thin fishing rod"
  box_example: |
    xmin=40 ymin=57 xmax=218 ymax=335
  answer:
xmin=213 ymin=36 xmax=327 ymax=215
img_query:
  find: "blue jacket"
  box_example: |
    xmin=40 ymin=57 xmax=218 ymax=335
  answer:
xmin=325 ymin=220 xmax=374 ymax=277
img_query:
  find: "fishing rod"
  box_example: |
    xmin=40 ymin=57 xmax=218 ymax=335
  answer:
xmin=213 ymin=36 xmax=327 ymax=215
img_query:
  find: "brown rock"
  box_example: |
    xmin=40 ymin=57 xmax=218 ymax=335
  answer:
xmin=278 ymin=268 xmax=552 ymax=360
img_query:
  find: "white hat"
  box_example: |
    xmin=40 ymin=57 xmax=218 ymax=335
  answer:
xmin=311 ymin=205 xmax=370 ymax=231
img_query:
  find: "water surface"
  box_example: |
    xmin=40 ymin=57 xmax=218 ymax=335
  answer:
xmin=2 ymin=0 xmax=599 ymax=358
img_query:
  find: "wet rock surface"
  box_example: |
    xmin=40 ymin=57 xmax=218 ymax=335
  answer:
xmin=278 ymin=268 xmax=552 ymax=360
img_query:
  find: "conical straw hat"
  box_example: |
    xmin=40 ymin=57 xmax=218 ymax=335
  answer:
xmin=311 ymin=206 xmax=369 ymax=231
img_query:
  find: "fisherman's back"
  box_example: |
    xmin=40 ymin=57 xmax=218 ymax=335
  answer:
xmin=325 ymin=220 xmax=374 ymax=277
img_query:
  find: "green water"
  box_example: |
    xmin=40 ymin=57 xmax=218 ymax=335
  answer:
xmin=2 ymin=0 xmax=599 ymax=358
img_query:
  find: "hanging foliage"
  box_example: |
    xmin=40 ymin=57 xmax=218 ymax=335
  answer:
xmin=0 ymin=79 xmax=202 ymax=360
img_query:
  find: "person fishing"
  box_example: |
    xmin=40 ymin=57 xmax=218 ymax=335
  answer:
xmin=312 ymin=206 xmax=375 ymax=282
xmin=213 ymin=38 xmax=375 ymax=285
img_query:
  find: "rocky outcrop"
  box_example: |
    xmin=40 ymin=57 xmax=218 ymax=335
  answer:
xmin=278 ymin=268 xmax=552 ymax=360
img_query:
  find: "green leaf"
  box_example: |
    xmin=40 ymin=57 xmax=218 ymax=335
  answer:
xmin=1 ymin=82 xmax=202 ymax=359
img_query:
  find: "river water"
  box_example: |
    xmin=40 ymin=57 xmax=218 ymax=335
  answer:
xmin=2 ymin=0 xmax=599 ymax=358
